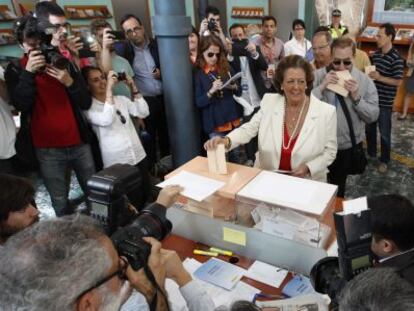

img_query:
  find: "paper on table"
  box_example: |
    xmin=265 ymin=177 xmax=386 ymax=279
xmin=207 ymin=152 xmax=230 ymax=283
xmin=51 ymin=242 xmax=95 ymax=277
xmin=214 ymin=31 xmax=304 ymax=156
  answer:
xmin=182 ymin=258 xmax=260 ymax=308
xmin=326 ymin=70 xmax=353 ymax=97
xmin=207 ymin=144 xmax=227 ymax=174
xmin=193 ymin=258 xmax=246 ymax=290
xmin=157 ymin=170 xmax=225 ymax=202
xmin=342 ymin=197 xmax=368 ymax=215
xmin=245 ymin=260 xmax=288 ymax=288
xmin=219 ymin=72 xmax=242 ymax=90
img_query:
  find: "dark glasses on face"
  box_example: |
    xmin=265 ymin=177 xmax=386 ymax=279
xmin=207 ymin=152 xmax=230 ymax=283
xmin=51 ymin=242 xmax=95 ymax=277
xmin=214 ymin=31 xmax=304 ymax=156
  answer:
xmin=116 ymin=109 xmax=126 ymax=124
xmin=207 ymin=52 xmax=220 ymax=58
xmin=333 ymin=59 xmax=352 ymax=66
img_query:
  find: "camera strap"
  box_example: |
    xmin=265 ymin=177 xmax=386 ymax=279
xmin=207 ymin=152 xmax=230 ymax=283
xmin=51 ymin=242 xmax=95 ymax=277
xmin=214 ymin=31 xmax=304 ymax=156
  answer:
xmin=143 ymin=263 xmax=170 ymax=311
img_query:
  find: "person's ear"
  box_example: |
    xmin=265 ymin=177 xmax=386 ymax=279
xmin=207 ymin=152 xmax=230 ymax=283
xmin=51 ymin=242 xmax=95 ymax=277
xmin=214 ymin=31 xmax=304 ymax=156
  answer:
xmin=76 ymin=291 xmax=99 ymax=311
xmin=382 ymin=239 xmax=397 ymax=254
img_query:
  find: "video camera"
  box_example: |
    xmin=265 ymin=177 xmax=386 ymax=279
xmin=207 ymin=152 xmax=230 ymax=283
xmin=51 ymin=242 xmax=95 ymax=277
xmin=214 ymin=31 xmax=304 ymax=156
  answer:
xmin=35 ymin=19 xmax=69 ymax=70
xmin=87 ymin=164 xmax=172 ymax=271
xmin=310 ymin=208 xmax=373 ymax=307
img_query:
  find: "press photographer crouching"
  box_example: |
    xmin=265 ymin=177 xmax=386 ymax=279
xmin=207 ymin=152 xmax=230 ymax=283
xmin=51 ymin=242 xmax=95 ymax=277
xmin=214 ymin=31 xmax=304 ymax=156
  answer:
xmin=311 ymin=194 xmax=414 ymax=308
xmin=0 ymin=184 xmax=215 ymax=311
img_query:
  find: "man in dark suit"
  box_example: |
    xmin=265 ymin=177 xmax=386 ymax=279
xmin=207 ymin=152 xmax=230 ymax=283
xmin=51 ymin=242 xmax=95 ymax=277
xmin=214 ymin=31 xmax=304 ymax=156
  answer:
xmin=228 ymin=23 xmax=268 ymax=165
xmin=115 ymin=14 xmax=170 ymax=169
xmin=368 ymin=194 xmax=414 ymax=283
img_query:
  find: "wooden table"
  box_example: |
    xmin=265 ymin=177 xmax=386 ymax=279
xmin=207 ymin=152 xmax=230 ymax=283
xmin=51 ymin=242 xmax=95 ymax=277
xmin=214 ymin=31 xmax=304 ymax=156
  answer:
xmin=162 ymin=199 xmax=343 ymax=296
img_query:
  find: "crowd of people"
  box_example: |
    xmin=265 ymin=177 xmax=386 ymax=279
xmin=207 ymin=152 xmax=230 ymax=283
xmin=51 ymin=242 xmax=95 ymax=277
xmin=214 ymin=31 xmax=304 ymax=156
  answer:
xmin=0 ymin=2 xmax=414 ymax=310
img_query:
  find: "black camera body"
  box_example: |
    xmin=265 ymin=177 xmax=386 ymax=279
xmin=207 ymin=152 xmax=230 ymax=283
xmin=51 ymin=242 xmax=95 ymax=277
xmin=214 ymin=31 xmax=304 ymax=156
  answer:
xmin=310 ymin=209 xmax=373 ymax=306
xmin=36 ymin=20 xmax=69 ymax=70
xmin=117 ymin=72 xmax=127 ymax=81
xmin=232 ymin=39 xmax=249 ymax=57
xmin=87 ymin=164 xmax=172 ymax=271
xmin=207 ymin=18 xmax=217 ymax=32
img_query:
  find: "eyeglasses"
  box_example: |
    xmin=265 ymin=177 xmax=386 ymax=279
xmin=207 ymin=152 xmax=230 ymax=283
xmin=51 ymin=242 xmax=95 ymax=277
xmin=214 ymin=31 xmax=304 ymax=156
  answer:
xmin=77 ymin=257 xmax=128 ymax=300
xmin=125 ymin=26 xmax=141 ymax=36
xmin=332 ymin=59 xmax=352 ymax=66
xmin=52 ymin=22 xmax=71 ymax=29
xmin=207 ymin=52 xmax=220 ymax=58
xmin=116 ymin=109 xmax=127 ymax=124
xmin=312 ymin=44 xmax=330 ymax=52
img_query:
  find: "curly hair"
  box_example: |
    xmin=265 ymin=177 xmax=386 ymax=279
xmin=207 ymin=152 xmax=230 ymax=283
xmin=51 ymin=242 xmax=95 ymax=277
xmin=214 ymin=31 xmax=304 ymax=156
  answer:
xmin=274 ymin=55 xmax=314 ymax=96
xmin=195 ymin=35 xmax=229 ymax=78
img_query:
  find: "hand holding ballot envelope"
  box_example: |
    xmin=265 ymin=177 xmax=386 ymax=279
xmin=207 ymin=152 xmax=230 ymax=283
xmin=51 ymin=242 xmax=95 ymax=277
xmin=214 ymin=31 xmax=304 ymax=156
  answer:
xmin=324 ymin=70 xmax=359 ymax=99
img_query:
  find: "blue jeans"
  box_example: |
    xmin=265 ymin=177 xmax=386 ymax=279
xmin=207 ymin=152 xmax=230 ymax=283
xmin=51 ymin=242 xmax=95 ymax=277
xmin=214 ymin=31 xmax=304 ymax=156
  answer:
xmin=36 ymin=144 xmax=96 ymax=216
xmin=209 ymin=132 xmax=240 ymax=164
xmin=365 ymin=107 xmax=392 ymax=164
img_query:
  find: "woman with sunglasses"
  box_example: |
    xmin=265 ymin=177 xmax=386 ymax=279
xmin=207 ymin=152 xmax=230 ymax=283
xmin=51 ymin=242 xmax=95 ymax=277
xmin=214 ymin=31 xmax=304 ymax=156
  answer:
xmin=205 ymin=55 xmax=338 ymax=182
xmin=194 ymin=35 xmax=242 ymax=162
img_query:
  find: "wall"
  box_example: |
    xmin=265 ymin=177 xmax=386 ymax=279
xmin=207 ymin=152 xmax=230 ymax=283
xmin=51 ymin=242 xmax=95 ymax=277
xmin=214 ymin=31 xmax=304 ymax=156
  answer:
xmin=0 ymin=0 xmax=115 ymax=57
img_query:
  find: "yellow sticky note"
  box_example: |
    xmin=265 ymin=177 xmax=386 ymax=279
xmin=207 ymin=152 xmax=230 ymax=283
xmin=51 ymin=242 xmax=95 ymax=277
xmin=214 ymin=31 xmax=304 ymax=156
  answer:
xmin=223 ymin=227 xmax=246 ymax=246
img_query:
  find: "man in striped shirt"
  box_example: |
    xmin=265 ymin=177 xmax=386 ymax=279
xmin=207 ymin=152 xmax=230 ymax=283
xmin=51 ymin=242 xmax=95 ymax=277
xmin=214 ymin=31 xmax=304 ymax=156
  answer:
xmin=366 ymin=23 xmax=404 ymax=173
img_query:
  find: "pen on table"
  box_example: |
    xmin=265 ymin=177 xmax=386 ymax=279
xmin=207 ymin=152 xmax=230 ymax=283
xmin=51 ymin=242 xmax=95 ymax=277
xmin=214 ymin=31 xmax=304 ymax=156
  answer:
xmin=209 ymin=247 xmax=233 ymax=256
xmin=193 ymin=249 xmax=219 ymax=257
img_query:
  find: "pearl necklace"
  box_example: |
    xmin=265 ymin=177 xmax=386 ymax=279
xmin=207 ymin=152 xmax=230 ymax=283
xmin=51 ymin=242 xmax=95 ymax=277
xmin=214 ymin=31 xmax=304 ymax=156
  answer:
xmin=282 ymin=97 xmax=307 ymax=150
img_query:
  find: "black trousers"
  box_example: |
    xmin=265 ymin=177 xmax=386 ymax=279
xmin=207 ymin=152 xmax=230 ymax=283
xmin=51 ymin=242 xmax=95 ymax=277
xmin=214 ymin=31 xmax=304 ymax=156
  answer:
xmin=143 ymin=95 xmax=170 ymax=166
xmin=327 ymin=144 xmax=363 ymax=198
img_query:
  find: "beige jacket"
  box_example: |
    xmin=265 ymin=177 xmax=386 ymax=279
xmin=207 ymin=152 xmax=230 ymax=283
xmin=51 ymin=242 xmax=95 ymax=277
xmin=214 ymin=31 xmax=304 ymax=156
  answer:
xmin=228 ymin=93 xmax=337 ymax=182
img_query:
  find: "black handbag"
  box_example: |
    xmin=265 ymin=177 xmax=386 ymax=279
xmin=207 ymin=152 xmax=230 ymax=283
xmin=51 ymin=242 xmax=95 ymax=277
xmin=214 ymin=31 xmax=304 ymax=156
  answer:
xmin=336 ymin=95 xmax=367 ymax=175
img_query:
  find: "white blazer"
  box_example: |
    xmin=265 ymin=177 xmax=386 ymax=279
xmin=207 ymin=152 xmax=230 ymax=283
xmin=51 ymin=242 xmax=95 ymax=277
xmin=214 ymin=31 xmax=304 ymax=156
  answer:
xmin=228 ymin=93 xmax=337 ymax=182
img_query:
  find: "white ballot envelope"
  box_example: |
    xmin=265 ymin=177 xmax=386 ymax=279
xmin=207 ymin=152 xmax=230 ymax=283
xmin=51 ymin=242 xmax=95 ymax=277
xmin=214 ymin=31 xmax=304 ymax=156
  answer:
xmin=365 ymin=65 xmax=376 ymax=76
xmin=207 ymin=144 xmax=228 ymax=174
xmin=326 ymin=70 xmax=353 ymax=97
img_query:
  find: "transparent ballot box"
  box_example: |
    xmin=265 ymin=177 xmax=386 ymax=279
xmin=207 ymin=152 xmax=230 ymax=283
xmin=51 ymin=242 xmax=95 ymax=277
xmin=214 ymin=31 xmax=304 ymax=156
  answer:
xmin=235 ymin=170 xmax=338 ymax=249
xmin=163 ymin=157 xmax=339 ymax=273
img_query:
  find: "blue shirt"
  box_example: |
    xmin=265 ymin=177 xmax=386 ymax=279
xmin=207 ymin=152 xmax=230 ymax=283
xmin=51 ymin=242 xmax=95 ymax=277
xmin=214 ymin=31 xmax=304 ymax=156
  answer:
xmin=132 ymin=42 xmax=163 ymax=97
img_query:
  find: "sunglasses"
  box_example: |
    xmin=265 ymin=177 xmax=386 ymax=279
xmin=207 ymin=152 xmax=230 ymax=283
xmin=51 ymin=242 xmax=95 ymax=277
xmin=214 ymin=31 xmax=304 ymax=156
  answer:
xmin=207 ymin=52 xmax=220 ymax=58
xmin=333 ymin=59 xmax=352 ymax=66
xmin=116 ymin=109 xmax=126 ymax=124
xmin=76 ymin=257 xmax=128 ymax=300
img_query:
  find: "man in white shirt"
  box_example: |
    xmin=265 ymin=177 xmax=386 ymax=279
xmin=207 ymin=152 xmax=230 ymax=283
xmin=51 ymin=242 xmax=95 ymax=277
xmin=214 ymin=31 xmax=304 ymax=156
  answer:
xmin=0 ymin=69 xmax=16 ymax=175
xmin=228 ymin=24 xmax=268 ymax=165
xmin=284 ymin=19 xmax=312 ymax=58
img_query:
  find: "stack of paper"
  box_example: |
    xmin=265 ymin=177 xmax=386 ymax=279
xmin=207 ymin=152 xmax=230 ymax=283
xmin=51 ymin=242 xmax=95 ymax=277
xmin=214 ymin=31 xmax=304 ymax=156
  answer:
xmin=169 ymin=258 xmax=261 ymax=309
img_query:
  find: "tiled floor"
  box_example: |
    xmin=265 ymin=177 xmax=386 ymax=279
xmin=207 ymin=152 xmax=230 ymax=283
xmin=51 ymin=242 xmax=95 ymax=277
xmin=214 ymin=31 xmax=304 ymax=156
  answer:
xmin=35 ymin=113 xmax=414 ymax=218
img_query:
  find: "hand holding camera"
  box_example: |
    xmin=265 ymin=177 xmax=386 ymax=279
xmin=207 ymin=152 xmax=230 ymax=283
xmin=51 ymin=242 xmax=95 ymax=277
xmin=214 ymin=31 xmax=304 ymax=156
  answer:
xmin=26 ymin=50 xmax=46 ymax=73
xmin=46 ymin=66 xmax=73 ymax=87
xmin=66 ymin=35 xmax=83 ymax=56
xmin=103 ymin=28 xmax=115 ymax=50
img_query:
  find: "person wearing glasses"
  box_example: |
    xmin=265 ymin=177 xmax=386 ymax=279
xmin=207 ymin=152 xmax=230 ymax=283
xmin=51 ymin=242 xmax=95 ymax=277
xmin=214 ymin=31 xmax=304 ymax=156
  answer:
xmin=313 ymin=37 xmax=379 ymax=197
xmin=116 ymin=14 xmax=170 ymax=170
xmin=0 ymin=185 xmax=215 ymax=311
xmin=194 ymin=35 xmax=242 ymax=163
xmin=310 ymin=26 xmax=332 ymax=70
xmin=284 ymin=19 xmax=312 ymax=58
xmin=205 ymin=55 xmax=337 ymax=182
xmin=35 ymin=2 xmax=90 ymax=69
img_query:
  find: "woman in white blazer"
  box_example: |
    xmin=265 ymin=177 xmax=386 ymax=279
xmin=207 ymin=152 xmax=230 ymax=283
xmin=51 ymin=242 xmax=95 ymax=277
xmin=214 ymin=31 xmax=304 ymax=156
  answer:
xmin=205 ymin=55 xmax=337 ymax=182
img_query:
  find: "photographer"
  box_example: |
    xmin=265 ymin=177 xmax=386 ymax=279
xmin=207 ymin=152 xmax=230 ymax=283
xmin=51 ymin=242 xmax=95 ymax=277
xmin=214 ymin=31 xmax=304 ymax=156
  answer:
xmin=0 ymin=173 xmax=39 ymax=246
xmin=35 ymin=1 xmax=89 ymax=69
xmin=5 ymin=15 xmax=95 ymax=217
xmin=199 ymin=6 xmax=227 ymax=52
xmin=0 ymin=186 xmax=215 ymax=311
xmin=368 ymin=194 xmax=414 ymax=275
xmin=83 ymin=67 xmax=152 ymax=204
